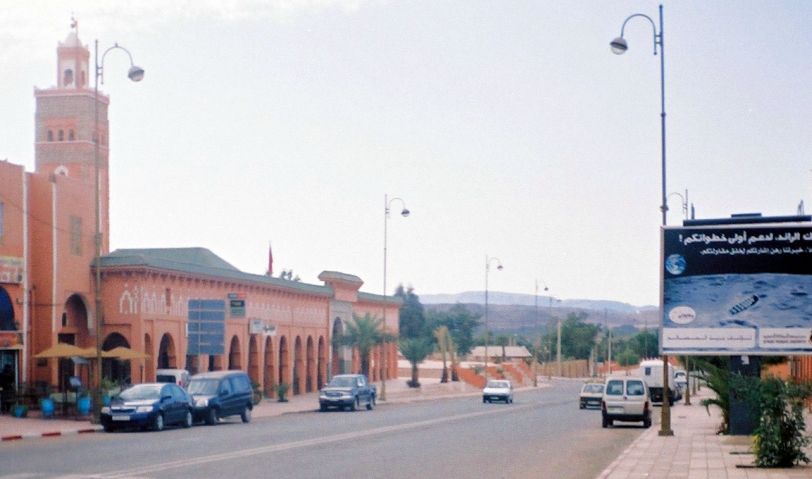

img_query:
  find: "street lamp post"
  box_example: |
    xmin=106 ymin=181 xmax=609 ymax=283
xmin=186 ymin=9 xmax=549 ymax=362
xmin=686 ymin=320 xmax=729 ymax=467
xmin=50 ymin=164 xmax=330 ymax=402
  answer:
xmin=381 ymin=194 xmax=409 ymax=401
xmin=92 ymin=40 xmax=144 ymax=423
xmin=483 ymin=256 xmax=503 ymax=381
xmin=533 ymin=280 xmax=549 ymax=387
xmin=610 ymin=4 xmax=673 ymax=436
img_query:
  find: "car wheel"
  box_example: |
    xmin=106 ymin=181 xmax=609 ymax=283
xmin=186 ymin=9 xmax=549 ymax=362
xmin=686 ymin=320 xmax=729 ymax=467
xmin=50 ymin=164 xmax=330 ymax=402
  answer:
xmin=205 ymin=408 xmax=218 ymax=425
xmin=320 ymin=403 xmax=328 ymax=412
xmin=366 ymin=395 xmax=375 ymax=410
xmin=241 ymin=406 xmax=252 ymax=423
xmin=183 ymin=410 xmax=193 ymax=428
xmin=103 ymin=423 xmax=115 ymax=433
xmin=483 ymin=397 xmax=487 ymax=404
xmin=580 ymin=403 xmax=585 ymax=409
xmin=601 ymin=414 xmax=609 ymax=428
xmin=152 ymin=413 xmax=164 ymax=432
xmin=509 ymin=397 xmax=513 ymax=404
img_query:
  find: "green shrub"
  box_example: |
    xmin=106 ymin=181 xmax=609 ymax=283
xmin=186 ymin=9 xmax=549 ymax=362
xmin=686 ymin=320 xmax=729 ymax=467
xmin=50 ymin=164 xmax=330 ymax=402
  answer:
xmin=752 ymin=378 xmax=811 ymax=468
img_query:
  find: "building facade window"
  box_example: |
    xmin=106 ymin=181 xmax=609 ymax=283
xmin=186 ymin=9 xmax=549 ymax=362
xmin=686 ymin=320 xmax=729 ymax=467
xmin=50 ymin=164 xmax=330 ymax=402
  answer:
xmin=70 ymin=215 xmax=82 ymax=255
xmin=47 ymin=130 xmax=54 ymax=141
xmin=68 ymin=130 xmax=75 ymax=141
xmin=58 ymin=130 xmax=64 ymax=141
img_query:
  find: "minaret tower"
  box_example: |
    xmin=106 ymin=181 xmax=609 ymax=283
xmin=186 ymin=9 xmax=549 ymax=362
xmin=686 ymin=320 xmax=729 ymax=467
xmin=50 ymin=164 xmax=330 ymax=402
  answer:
xmin=34 ymin=18 xmax=111 ymax=252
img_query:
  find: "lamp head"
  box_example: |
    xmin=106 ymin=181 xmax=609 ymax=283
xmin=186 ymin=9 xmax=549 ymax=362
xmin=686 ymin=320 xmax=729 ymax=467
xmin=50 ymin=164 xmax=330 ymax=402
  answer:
xmin=610 ymin=37 xmax=628 ymax=55
xmin=496 ymin=264 xmax=504 ymax=271
xmin=400 ymin=208 xmax=410 ymax=218
xmin=128 ymin=65 xmax=145 ymax=82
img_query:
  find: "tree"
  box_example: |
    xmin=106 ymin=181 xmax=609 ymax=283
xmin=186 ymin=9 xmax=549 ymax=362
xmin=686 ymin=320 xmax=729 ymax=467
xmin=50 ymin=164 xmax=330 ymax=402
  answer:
xmin=426 ymin=304 xmax=482 ymax=356
xmin=543 ymin=313 xmax=599 ymax=361
xmin=396 ymin=285 xmax=426 ymax=339
xmin=434 ymin=326 xmax=450 ymax=383
xmin=335 ymin=313 xmax=391 ymax=378
xmin=399 ymin=337 xmax=433 ymax=388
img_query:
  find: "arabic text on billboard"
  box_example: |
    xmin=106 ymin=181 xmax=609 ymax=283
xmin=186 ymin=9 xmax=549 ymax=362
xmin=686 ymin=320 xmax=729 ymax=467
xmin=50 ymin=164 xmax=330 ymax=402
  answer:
xmin=662 ymin=224 xmax=812 ymax=355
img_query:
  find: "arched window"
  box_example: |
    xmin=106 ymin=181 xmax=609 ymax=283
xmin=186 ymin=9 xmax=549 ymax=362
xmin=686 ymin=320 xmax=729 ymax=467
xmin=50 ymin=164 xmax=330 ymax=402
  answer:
xmin=68 ymin=130 xmax=75 ymax=141
xmin=58 ymin=130 xmax=64 ymax=141
xmin=47 ymin=130 xmax=53 ymax=142
xmin=63 ymin=68 xmax=74 ymax=87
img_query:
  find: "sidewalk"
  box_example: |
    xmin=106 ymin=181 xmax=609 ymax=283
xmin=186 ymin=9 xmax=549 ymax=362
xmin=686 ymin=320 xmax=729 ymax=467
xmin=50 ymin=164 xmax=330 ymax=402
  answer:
xmin=596 ymin=387 xmax=812 ymax=479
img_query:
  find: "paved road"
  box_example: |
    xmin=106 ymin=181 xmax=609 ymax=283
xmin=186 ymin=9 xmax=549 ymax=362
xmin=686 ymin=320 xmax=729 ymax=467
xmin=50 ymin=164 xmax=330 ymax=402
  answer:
xmin=1 ymin=381 xmax=650 ymax=478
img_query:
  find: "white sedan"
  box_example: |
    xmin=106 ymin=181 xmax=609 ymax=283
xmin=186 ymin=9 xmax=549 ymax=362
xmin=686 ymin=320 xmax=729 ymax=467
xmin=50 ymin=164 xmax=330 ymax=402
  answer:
xmin=482 ymin=379 xmax=513 ymax=404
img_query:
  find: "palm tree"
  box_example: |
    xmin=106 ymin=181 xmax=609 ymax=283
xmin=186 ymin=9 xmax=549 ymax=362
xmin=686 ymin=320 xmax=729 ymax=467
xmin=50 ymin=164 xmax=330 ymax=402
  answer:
xmin=694 ymin=357 xmax=731 ymax=434
xmin=335 ymin=313 xmax=391 ymax=378
xmin=434 ymin=326 xmax=450 ymax=383
xmin=400 ymin=337 xmax=433 ymax=388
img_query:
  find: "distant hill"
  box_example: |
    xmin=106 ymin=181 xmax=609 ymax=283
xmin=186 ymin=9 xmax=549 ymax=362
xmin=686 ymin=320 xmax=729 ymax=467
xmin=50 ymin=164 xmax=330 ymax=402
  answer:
xmin=421 ymin=291 xmax=658 ymax=335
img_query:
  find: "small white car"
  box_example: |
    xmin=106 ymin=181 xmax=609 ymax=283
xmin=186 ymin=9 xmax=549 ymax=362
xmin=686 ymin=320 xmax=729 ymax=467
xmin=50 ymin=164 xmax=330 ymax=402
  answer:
xmin=482 ymin=379 xmax=513 ymax=404
xmin=579 ymin=382 xmax=604 ymax=409
xmin=156 ymin=369 xmax=190 ymax=389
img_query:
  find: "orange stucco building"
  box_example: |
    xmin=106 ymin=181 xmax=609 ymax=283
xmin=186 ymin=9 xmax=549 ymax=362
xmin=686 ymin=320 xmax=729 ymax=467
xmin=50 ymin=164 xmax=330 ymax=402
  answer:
xmin=0 ymin=24 xmax=399 ymax=403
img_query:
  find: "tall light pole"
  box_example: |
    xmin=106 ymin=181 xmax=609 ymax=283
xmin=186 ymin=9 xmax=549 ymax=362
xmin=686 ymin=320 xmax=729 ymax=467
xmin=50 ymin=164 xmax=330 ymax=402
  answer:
xmin=547 ymin=294 xmax=553 ymax=380
xmin=92 ymin=40 xmax=144 ymax=423
xmin=533 ymin=280 xmax=548 ymax=387
xmin=667 ymin=190 xmax=691 ymax=406
xmin=483 ymin=256 xmax=503 ymax=381
xmin=610 ymin=4 xmax=673 ymax=436
xmin=381 ymin=194 xmax=409 ymax=401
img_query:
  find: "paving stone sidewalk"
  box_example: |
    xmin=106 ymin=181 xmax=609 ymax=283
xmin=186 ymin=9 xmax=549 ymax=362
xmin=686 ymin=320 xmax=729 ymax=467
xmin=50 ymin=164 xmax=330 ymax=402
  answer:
xmin=596 ymin=388 xmax=812 ymax=479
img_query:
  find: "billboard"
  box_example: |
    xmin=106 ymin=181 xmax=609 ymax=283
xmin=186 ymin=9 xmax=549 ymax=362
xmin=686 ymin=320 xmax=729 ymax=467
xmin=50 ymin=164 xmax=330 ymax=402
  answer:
xmin=662 ymin=224 xmax=812 ymax=355
xmin=187 ymin=299 xmax=225 ymax=355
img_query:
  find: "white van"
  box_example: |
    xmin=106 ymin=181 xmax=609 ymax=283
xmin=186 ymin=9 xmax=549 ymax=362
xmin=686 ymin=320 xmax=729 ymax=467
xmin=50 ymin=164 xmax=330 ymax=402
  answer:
xmin=156 ymin=369 xmax=190 ymax=389
xmin=634 ymin=359 xmax=677 ymax=406
xmin=601 ymin=376 xmax=652 ymax=428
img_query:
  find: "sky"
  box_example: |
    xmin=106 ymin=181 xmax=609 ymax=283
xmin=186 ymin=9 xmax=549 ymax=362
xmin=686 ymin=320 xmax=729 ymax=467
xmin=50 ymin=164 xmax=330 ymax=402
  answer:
xmin=1 ymin=0 xmax=810 ymax=308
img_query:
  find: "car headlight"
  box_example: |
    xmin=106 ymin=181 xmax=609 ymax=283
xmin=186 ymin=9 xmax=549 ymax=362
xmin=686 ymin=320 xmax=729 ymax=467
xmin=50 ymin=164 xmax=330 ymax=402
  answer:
xmin=101 ymin=406 xmax=110 ymax=415
xmin=319 ymin=393 xmax=327 ymax=399
xmin=136 ymin=406 xmax=153 ymax=413
xmin=196 ymin=398 xmax=209 ymax=407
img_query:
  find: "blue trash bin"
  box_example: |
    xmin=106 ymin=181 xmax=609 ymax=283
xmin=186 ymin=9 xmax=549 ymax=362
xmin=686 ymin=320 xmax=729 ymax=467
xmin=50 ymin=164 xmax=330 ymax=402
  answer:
xmin=40 ymin=398 xmax=55 ymax=417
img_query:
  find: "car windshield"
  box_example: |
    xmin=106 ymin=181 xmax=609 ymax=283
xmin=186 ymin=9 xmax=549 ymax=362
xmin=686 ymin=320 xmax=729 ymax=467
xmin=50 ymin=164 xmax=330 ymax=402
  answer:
xmin=327 ymin=376 xmax=355 ymax=388
xmin=583 ymin=384 xmax=604 ymax=393
xmin=486 ymin=381 xmax=509 ymax=388
xmin=119 ymin=384 xmax=162 ymax=401
xmin=188 ymin=379 xmax=219 ymax=395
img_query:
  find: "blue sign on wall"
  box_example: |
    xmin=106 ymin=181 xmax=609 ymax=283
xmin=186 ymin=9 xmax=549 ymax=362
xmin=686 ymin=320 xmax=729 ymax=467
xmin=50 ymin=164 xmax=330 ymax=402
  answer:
xmin=187 ymin=299 xmax=225 ymax=355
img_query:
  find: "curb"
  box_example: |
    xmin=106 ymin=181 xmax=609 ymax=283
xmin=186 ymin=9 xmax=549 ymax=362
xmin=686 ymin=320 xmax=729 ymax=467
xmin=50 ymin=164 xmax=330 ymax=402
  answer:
xmin=1 ymin=427 xmax=100 ymax=442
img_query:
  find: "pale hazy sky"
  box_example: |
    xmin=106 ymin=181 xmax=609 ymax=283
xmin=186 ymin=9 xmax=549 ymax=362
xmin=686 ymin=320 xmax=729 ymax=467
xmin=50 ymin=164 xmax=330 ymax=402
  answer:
xmin=2 ymin=0 xmax=810 ymax=307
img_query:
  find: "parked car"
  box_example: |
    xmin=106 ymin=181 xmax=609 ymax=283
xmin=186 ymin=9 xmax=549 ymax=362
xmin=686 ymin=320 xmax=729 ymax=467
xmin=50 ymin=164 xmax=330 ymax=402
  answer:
xmin=156 ymin=368 xmax=190 ymax=389
xmin=482 ymin=379 xmax=513 ymax=404
xmin=100 ymin=383 xmax=193 ymax=432
xmin=188 ymin=370 xmax=253 ymax=425
xmin=674 ymin=369 xmax=688 ymax=393
xmin=601 ymin=376 xmax=651 ymax=428
xmin=318 ymin=374 xmax=376 ymax=411
xmin=579 ymin=381 xmax=604 ymax=409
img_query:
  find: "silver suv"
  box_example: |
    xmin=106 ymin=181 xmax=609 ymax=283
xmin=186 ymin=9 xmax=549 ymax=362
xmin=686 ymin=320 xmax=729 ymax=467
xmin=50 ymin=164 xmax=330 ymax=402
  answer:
xmin=601 ymin=377 xmax=651 ymax=428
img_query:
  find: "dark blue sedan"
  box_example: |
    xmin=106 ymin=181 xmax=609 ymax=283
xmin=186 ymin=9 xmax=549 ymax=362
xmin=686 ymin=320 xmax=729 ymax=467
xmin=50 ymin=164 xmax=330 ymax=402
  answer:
xmin=100 ymin=383 xmax=194 ymax=432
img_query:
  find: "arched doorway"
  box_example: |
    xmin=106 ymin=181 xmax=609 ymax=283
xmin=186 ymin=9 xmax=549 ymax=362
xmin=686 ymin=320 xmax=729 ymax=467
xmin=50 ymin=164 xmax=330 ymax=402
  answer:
xmin=158 ymin=333 xmax=176 ymax=369
xmin=0 ymin=287 xmax=16 ymax=331
xmin=228 ymin=336 xmax=241 ymax=370
xmin=102 ymin=333 xmax=131 ymax=384
xmin=317 ymin=336 xmax=326 ymax=389
xmin=306 ymin=336 xmax=315 ymax=393
xmin=248 ymin=335 xmax=259 ymax=384
xmin=0 ymin=287 xmax=18 ymax=397
xmin=264 ymin=337 xmax=275 ymax=398
xmin=62 ymin=294 xmax=89 ymax=332
xmin=278 ymin=336 xmax=289 ymax=388
xmin=331 ymin=318 xmax=349 ymax=376
xmin=293 ymin=336 xmax=303 ymax=395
